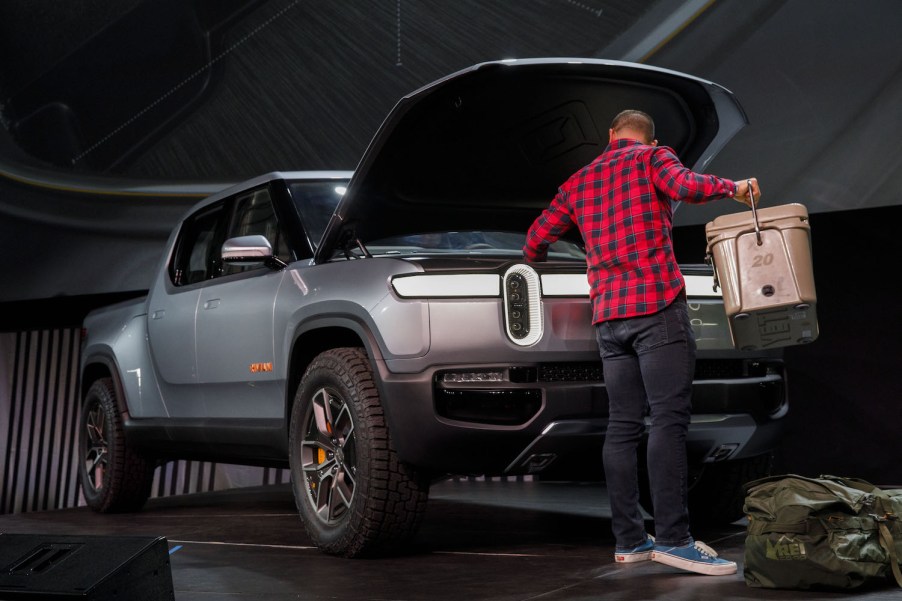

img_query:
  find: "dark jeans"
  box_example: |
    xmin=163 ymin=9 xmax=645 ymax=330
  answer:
xmin=596 ymin=296 xmax=696 ymax=549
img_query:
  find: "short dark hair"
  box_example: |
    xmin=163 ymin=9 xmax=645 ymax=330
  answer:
xmin=610 ymin=110 xmax=655 ymax=142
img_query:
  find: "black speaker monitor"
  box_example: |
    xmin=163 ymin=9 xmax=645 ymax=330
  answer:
xmin=0 ymin=534 xmax=174 ymax=600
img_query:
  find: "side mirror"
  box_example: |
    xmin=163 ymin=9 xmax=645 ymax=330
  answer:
xmin=222 ymin=235 xmax=287 ymax=269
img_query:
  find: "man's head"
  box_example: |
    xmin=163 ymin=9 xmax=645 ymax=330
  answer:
xmin=609 ymin=110 xmax=657 ymax=146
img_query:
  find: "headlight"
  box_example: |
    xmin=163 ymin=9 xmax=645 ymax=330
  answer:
xmin=441 ymin=371 xmax=505 ymax=383
xmin=503 ymin=264 xmax=542 ymax=346
xmin=391 ymin=274 xmax=500 ymax=297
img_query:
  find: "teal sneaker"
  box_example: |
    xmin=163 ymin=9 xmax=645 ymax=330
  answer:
xmin=652 ymin=539 xmax=737 ymax=575
xmin=614 ymin=534 xmax=655 ymax=563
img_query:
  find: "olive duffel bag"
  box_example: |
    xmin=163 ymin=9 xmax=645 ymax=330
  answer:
xmin=743 ymin=474 xmax=902 ymax=590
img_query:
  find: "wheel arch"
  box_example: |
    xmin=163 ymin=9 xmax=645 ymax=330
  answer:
xmin=286 ymin=318 xmax=386 ymax=424
xmin=80 ymin=353 xmax=129 ymax=415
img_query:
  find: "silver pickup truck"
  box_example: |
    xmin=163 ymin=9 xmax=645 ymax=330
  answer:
xmin=78 ymin=58 xmax=787 ymax=558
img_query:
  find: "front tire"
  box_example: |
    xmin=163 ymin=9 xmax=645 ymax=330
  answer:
xmin=78 ymin=378 xmax=155 ymax=512
xmin=289 ymin=348 xmax=429 ymax=557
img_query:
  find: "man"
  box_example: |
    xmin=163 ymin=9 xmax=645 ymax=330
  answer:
xmin=523 ymin=109 xmax=759 ymax=576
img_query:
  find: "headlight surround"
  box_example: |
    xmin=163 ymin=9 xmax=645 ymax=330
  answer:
xmin=503 ymin=264 xmax=542 ymax=346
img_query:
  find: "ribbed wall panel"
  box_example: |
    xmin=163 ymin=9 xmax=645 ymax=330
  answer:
xmin=1 ymin=330 xmax=82 ymax=514
xmin=1 ymin=330 xmax=289 ymax=515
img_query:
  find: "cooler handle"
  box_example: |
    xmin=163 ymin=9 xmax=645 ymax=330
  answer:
xmin=747 ymin=179 xmax=762 ymax=246
xmin=705 ymin=179 xmax=762 ymax=292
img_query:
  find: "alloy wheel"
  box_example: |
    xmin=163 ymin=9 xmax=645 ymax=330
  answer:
xmin=83 ymin=401 xmax=109 ymax=493
xmin=300 ymin=386 xmax=357 ymax=524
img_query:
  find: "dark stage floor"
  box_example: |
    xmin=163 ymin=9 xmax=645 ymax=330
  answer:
xmin=1 ymin=479 xmax=898 ymax=600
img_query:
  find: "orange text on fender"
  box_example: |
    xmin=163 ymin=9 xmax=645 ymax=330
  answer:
xmin=249 ymin=362 xmax=273 ymax=373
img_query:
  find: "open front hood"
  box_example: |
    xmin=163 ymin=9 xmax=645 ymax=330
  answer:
xmin=314 ymin=58 xmax=747 ymax=262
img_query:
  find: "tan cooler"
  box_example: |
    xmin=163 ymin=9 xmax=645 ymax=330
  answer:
xmin=705 ymin=202 xmax=818 ymax=351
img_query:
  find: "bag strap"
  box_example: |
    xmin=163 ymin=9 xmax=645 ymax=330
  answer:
xmin=876 ymin=520 xmax=902 ymax=587
xmin=829 ymin=478 xmax=902 ymax=587
xmin=744 ymin=473 xmax=875 ymax=496
xmin=870 ymin=491 xmax=902 ymax=588
xmin=747 ymin=519 xmax=809 ymax=535
xmin=817 ymin=474 xmax=880 ymax=494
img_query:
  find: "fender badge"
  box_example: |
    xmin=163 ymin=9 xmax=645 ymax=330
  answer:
xmin=249 ymin=362 xmax=273 ymax=373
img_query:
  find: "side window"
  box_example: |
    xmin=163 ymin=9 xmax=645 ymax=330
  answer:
xmin=170 ymin=203 xmax=227 ymax=286
xmin=223 ymin=188 xmax=290 ymax=275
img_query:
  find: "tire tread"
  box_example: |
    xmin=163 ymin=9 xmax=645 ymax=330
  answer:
xmin=290 ymin=348 xmax=429 ymax=557
xmin=79 ymin=378 xmax=155 ymax=513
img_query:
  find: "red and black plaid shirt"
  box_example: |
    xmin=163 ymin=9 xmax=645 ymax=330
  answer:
xmin=523 ymin=139 xmax=737 ymax=323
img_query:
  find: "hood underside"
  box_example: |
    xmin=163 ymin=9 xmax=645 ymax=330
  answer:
xmin=315 ymin=58 xmax=747 ymax=262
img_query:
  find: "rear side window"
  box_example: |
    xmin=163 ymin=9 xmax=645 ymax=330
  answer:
xmin=170 ymin=203 xmax=227 ymax=286
xmin=169 ymin=185 xmax=292 ymax=286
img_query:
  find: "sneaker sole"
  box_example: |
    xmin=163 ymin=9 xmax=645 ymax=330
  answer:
xmin=651 ymin=551 xmax=737 ymax=575
xmin=614 ymin=550 xmax=652 ymax=563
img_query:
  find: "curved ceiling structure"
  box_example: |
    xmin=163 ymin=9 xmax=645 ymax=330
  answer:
xmin=1 ymin=0 xmax=901 ymax=307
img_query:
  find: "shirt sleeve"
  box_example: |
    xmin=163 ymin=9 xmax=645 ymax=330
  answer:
xmin=650 ymin=146 xmax=737 ymax=203
xmin=523 ymin=187 xmax=574 ymax=262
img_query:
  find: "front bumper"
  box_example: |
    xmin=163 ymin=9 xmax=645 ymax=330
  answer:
xmin=377 ymin=358 xmax=787 ymax=476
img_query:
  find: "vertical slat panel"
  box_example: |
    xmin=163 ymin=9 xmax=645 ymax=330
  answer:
xmin=22 ymin=331 xmax=41 ymax=512
xmin=7 ymin=332 xmax=32 ymax=513
xmin=0 ymin=329 xmax=84 ymax=513
xmin=0 ymin=332 xmax=20 ymax=513
xmin=61 ymin=329 xmax=82 ymax=509
xmin=41 ymin=329 xmax=61 ymax=510
xmin=1 ymin=327 xmax=291 ymax=515
xmin=37 ymin=329 xmax=58 ymax=510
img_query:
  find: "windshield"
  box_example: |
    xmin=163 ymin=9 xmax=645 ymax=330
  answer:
xmin=363 ymin=231 xmax=585 ymax=260
xmin=287 ymin=179 xmax=585 ymax=261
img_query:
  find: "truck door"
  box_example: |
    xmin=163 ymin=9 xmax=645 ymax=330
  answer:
xmin=194 ymin=187 xmax=287 ymax=419
xmin=146 ymin=202 xmax=226 ymax=415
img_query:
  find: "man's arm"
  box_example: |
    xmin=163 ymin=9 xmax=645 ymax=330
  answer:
xmin=523 ymin=190 xmax=574 ymax=262
xmin=650 ymin=146 xmax=735 ymax=203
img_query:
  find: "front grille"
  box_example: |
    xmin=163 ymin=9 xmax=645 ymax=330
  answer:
xmin=434 ymin=389 xmax=542 ymax=425
xmin=532 ymin=359 xmax=774 ymax=383
xmin=694 ymin=359 xmax=772 ymax=380
xmin=539 ymin=362 xmax=603 ymax=382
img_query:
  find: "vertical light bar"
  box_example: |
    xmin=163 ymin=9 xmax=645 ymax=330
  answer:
xmin=503 ymin=264 xmax=543 ymax=346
